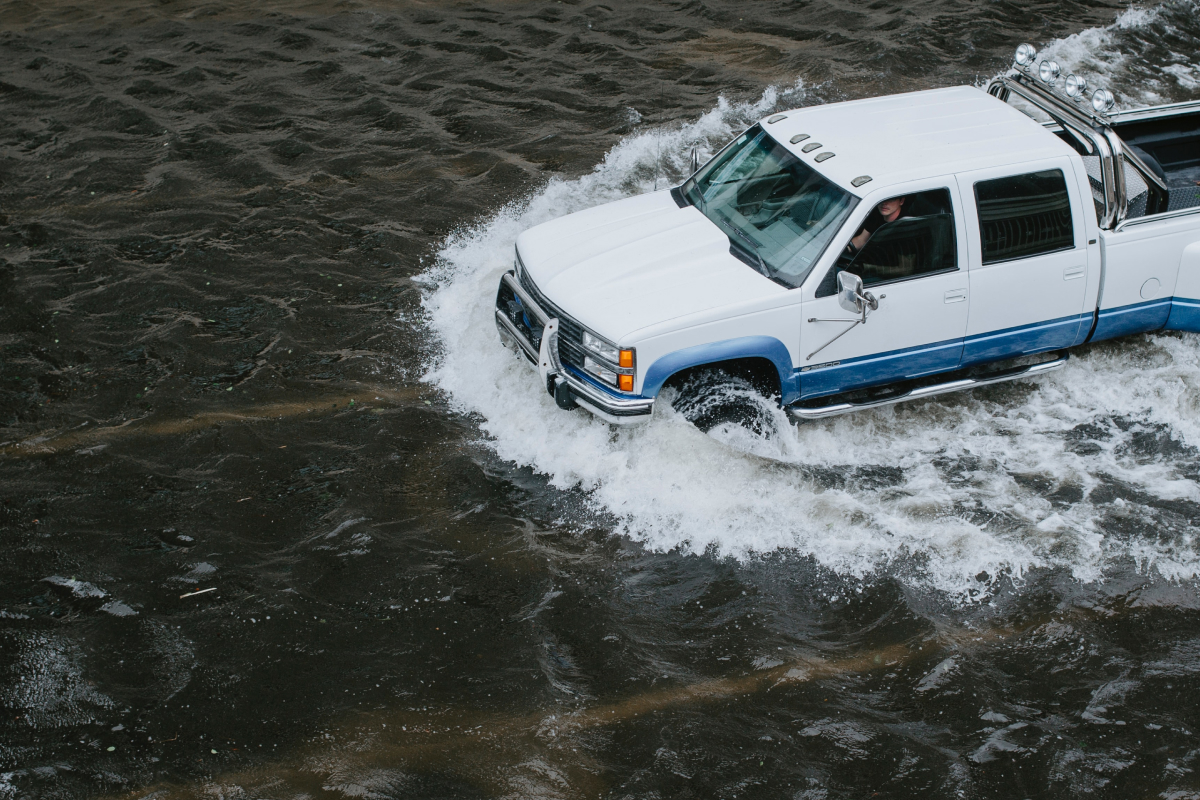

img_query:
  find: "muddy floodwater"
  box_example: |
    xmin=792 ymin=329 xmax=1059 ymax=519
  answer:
xmin=3 ymin=0 xmax=1200 ymax=797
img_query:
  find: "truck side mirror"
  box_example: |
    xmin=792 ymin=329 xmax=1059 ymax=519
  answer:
xmin=837 ymin=271 xmax=864 ymax=313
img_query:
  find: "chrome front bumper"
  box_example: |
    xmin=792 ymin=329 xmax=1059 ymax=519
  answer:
xmin=494 ymin=271 xmax=654 ymax=425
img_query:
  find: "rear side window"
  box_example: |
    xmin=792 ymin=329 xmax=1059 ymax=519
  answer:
xmin=974 ymin=169 xmax=1074 ymax=264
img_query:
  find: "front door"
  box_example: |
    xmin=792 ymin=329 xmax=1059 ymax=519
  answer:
xmin=955 ymin=160 xmax=1092 ymax=365
xmin=798 ymin=185 xmax=971 ymax=400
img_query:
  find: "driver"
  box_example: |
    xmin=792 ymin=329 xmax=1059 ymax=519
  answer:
xmin=846 ymin=195 xmax=907 ymax=253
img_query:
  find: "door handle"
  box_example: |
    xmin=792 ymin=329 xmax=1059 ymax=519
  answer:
xmin=944 ymin=289 xmax=967 ymax=303
xmin=1063 ymin=266 xmax=1085 ymax=281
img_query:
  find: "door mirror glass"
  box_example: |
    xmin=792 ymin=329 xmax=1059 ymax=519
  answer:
xmin=837 ymin=270 xmax=864 ymax=313
xmin=845 ymin=214 xmax=956 ymax=286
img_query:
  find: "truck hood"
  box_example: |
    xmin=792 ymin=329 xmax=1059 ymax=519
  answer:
xmin=515 ymin=190 xmax=785 ymax=343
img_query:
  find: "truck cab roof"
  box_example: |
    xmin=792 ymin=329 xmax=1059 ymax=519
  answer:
xmin=763 ymin=86 xmax=1077 ymax=196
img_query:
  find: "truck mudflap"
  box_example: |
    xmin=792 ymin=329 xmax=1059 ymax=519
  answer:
xmin=786 ymin=351 xmax=1069 ymax=421
xmin=494 ymin=271 xmax=655 ymax=425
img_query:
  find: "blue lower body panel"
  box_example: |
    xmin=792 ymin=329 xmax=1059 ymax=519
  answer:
xmin=795 ymin=299 xmax=1200 ymax=402
xmin=1091 ymin=298 xmax=1173 ymax=342
xmin=1165 ymin=298 xmax=1200 ymax=333
xmin=961 ymin=314 xmax=1087 ymax=367
xmin=798 ymin=338 xmax=963 ymax=400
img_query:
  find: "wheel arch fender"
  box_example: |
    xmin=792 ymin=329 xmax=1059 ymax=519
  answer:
xmin=640 ymin=336 xmax=798 ymax=402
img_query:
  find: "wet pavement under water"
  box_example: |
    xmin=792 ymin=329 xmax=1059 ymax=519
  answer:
xmin=3 ymin=0 xmax=1200 ymax=797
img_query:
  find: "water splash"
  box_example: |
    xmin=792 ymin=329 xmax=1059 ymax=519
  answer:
xmin=422 ymin=11 xmax=1200 ymax=598
xmin=1031 ymin=0 xmax=1200 ymax=108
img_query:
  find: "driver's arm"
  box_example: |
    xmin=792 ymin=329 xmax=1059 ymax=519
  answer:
xmin=847 ymin=227 xmax=870 ymax=252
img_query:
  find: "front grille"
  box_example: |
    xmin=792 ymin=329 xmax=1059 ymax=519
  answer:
xmin=518 ymin=269 xmax=587 ymax=371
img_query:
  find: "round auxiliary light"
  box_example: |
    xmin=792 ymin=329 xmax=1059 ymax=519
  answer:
xmin=1091 ymin=87 xmax=1115 ymax=113
xmin=1014 ymin=43 xmax=1037 ymax=67
xmin=1038 ymin=60 xmax=1060 ymax=85
xmin=1064 ymin=73 xmax=1088 ymax=99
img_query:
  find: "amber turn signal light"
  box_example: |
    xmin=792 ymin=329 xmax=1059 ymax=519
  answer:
xmin=619 ymin=349 xmax=634 ymax=368
xmin=618 ymin=374 xmax=634 ymax=392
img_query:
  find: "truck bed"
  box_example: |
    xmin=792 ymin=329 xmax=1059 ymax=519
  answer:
xmin=1111 ymin=104 xmax=1200 ymax=214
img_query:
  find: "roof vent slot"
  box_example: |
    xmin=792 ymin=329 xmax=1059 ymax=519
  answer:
xmin=814 ymin=152 xmax=835 ymax=162
xmin=851 ymin=175 xmax=873 ymax=187
xmin=767 ymin=114 xmax=787 ymax=123
xmin=789 ymin=134 xmax=810 ymax=144
xmin=801 ymin=142 xmax=822 ymax=153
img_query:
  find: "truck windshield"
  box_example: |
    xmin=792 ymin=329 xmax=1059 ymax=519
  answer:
xmin=682 ymin=124 xmax=858 ymax=289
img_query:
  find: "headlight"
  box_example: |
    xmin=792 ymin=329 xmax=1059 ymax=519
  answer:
xmin=583 ymin=331 xmax=620 ymax=363
xmin=583 ymin=356 xmax=618 ymax=387
xmin=582 ymin=331 xmax=636 ymax=391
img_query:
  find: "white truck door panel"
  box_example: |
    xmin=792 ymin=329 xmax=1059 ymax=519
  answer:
xmin=798 ymin=182 xmax=970 ymax=400
xmin=799 ymin=274 xmax=969 ymax=398
xmin=955 ymin=158 xmax=1092 ymax=366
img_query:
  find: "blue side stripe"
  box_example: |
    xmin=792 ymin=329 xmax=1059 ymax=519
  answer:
xmin=798 ymin=337 xmax=963 ymax=400
xmin=1167 ymin=298 xmax=1200 ymax=333
xmin=960 ymin=313 xmax=1087 ymax=367
xmin=804 ymin=336 xmax=962 ymax=370
xmin=1098 ymin=297 xmax=1174 ymax=318
xmin=800 ymin=313 xmax=1087 ymax=399
xmin=1091 ymin=297 xmax=1174 ymax=342
xmin=962 ymin=313 xmax=1086 ymax=347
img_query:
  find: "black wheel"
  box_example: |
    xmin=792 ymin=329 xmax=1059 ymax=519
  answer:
xmin=667 ymin=367 xmax=779 ymax=435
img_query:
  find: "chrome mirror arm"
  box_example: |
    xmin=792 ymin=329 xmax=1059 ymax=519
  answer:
xmin=806 ymin=291 xmax=883 ymax=360
xmin=805 ymin=318 xmax=862 ymax=361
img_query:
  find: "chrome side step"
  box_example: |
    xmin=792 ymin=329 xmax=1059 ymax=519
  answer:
xmin=786 ymin=352 xmax=1069 ymax=421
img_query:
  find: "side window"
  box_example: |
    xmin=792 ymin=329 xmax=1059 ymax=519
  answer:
xmin=974 ymin=169 xmax=1074 ymax=264
xmin=815 ymin=188 xmax=957 ymax=296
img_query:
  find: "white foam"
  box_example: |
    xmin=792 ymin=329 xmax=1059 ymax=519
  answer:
xmin=422 ymin=26 xmax=1200 ymax=598
xmin=1028 ymin=1 xmax=1199 ymax=108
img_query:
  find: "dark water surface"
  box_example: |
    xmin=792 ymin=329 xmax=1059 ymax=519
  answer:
xmin=4 ymin=0 xmax=1200 ymax=797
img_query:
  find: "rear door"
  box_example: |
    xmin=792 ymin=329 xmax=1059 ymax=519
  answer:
xmin=797 ymin=182 xmax=971 ymax=400
xmin=955 ymin=159 xmax=1093 ymax=365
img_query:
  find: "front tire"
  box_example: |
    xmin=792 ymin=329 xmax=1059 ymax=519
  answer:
xmin=667 ymin=368 xmax=778 ymax=435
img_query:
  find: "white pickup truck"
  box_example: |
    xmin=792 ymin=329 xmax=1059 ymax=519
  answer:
xmin=494 ymin=45 xmax=1200 ymax=425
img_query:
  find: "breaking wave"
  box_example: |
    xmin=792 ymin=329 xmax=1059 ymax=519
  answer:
xmin=421 ymin=6 xmax=1200 ymax=598
xmin=1034 ymin=0 xmax=1200 ymax=108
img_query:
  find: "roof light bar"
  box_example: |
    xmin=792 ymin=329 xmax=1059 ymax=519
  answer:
xmin=1007 ymin=45 xmax=1117 ymax=120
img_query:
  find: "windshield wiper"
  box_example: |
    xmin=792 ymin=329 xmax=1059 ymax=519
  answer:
xmin=721 ymin=219 xmax=772 ymax=279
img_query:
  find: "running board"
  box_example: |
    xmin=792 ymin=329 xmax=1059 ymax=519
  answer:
xmin=786 ymin=353 xmax=1069 ymax=421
